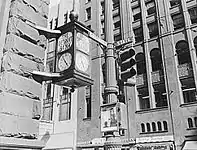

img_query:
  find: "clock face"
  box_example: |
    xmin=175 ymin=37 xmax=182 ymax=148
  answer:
xmin=58 ymin=32 xmax=73 ymax=52
xmin=76 ymin=52 xmax=89 ymax=72
xmin=58 ymin=53 xmax=72 ymax=71
xmin=76 ymin=32 xmax=90 ymax=54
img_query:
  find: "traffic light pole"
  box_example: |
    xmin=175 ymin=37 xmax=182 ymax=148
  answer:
xmin=104 ymin=0 xmax=118 ymax=104
xmin=104 ymin=0 xmax=121 ymax=150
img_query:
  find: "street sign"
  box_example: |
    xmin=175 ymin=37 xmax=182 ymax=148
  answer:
xmin=88 ymin=31 xmax=107 ymax=47
xmin=114 ymin=37 xmax=133 ymax=47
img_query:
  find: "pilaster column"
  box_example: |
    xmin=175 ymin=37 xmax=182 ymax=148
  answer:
xmin=140 ymin=0 xmax=156 ymax=108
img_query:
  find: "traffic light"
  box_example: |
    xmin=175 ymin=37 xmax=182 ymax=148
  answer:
xmin=119 ymin=48 xmax=136 ymax=81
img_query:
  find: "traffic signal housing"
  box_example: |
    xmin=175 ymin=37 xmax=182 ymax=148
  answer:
xmin=119 ymin=48 xmax=136 ymax=81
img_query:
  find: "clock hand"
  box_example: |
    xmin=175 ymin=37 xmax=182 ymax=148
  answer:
xmin=81 ymin=60 xmax=85 ymax=69
xmin=62 ymin=56 xmax=68 ymax=66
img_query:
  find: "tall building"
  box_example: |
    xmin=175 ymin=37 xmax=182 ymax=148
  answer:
xmin=0 ymin=0 xmax=49 ymax=149
xmin=40 ymin=0 xmax=197 ymax=150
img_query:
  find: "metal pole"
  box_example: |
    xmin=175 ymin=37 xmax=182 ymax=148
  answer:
xmin=104 ymin=0 xmax=118 ymax=104
xmin=104 ymin=0 xmax=121 ymax=150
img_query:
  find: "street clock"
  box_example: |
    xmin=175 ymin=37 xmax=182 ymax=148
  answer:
xmin=54 ymin=21 xmax=93 ymax=88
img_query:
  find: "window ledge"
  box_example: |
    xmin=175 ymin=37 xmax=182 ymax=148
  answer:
xmin=191 ymin=24 xmax=197 ymax=29
xmin=146 ymin=13 xmax=155 ymax=18
xmin=40 ymin=120 xmax=54 ymax=124
xmin=186 ymin=0 xmax=194 ymax=3
xmin=83 ymin=117 xmax=91 ymax=121
xmin=140 ymin=130 xmax=168 ymax=135
xmin=180 ymin=101 xmax=197 ymax=108
xmin=187 ymin=127 xmax=197 ymax=131
xmin=132 ymin=19 xmax=141 ymax=23
xmin=136 ymin=106 xmax=168 ymax=114
xmin=170 ymin=4 xmax=180 ymax=9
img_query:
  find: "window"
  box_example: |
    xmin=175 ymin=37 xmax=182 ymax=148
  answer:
xmin=49 ymin=19 xmax=53 ymax=29
xmin=132 ymin=6 xmax=141 ymax=21
xmin=86 ymin=7 xmax=91 ymax=20
xmin=148 ymin=22 xmax=158 ymax=38
xmin=133 ymin=27 xmax=143 ymax=42
xmin=138 ymin=88 xmax=150 ymax=110
xmin=169 ymin=0 xmax=180 ymax=7
xmin=85 ymin=86 xmax=91 ymax=119
xmin=188 ymin=7 xmax=197 ymax=24
xmin=112 ymin=0 xmax=119 ymax=9
xmin=101 ymin=20 xmax=105 ymax=34
xmin=194 ymin=117 xmax=197 ymax=127
xmin=163 ymin=121 xmax=168 ymax=131
xmin=157 ymin=121 xmax=162 ymax=131
xmin=183 ymin=88 xmax=196 ymax=103
xmin=46 ymin=61 xmax=54 ymax=73
xmin=101 ymin=2 xmax=104 ymax=14
xmin=59 ymin=87 xmax=71 ymax=121
xmin=114 ymin=21 xmax=121 ymax=29
xmin=136 ymin=53 xmax=146 ymax=75
xmin=48 ymin=39 xmax=56 ymax=54
xmin=150 ymin=49 xmax=162 ymax=71
xmin=114 ymin=34 xmax=122 ymax=41
xmin=154 ymin=91 xmax=168 ymax=108
xmin=176 ymin=41 xmax=191 ymax=65
xmin=146 ymin=0 xmax=155 ymax=16
xmin=54 ymin=18 xmax=58 ymax=28
xmin=152 ymin=122 xmax=156 ymax=131
xmin=146 ymin=123 xmax=151 ymax=132
xmin=172 ymin=13 xmax=184 ymax=30
xmin=102 ymin=63 xmax=106 ymax=84
xmin=141 ymin=123 xmax=145 ymax=132
xmin=194 ymin=37 xmax=197 ymax=55
xmin=42 ymin=83 xmax=53 ymax=121
xmin=181 ymin=78 xmax=196 ymax=103
xmin=64 ymin=12 xmax=68 ymax=24
xmin=188 ymin=118 xmax=193 ymax=128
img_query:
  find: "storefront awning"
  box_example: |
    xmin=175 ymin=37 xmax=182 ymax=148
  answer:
xmin=183 ymin=141 xmax=197 ymax=150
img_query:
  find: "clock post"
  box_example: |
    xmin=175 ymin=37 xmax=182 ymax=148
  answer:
xmin=53 ymin=13 xmax=94 ymax=89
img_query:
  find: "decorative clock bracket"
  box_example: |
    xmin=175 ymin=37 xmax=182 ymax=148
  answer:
xmin=27 ymin=20 xmax=107 ymax=90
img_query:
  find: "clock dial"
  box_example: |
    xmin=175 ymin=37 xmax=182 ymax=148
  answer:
xmin=76 ymin=32 xmax=90 ymax=54
xmin=76 ymin=52 xmax=89 ymax=72
xmin=58 ymin=53 xmax=72 ymax=71
xmin=58 ymin=32 xmax=73 ymax=52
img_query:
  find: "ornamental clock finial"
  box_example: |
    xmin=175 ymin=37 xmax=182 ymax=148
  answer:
xmin=69 ymin=10 xmax=79 ymax=22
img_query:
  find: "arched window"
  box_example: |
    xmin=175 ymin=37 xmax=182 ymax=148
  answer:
xmin=157 ymin=121 xmax=162 ymax=131
xmin=146 ymin=123 xmax=151 ymax=132
xmin=163 ymin=121 xmax=168 ymax=131
xmin=141 ymin=123 xmax=145 ymax=132
xmin=135 ymin=53 xmax=146 ymax=75
xmin=152 ymin=122 xmax=156 ymax=132
xmin=176 ymin=41 xmax=191 ymax=65
xmin=194 ymin=117 xmax=197 ymax=127
xmin=188 ymin=118 xmax=193 ymax=128
xmin=150 ymin=48 xmax=162 ymax=71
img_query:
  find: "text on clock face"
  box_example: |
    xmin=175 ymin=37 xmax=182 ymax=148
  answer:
xmin=58 ymin=32 xmax=73 ymax=52
xmin=76 ymin=32 xmax=90 ymax=54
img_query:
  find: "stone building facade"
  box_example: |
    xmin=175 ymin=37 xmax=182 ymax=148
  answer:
xmin=40 ymin=0 xmax=197 ymax=150
xmin=0 ymin=0 xmax=49 ymax=149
